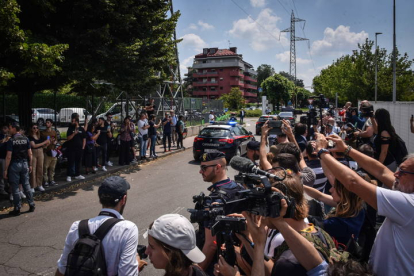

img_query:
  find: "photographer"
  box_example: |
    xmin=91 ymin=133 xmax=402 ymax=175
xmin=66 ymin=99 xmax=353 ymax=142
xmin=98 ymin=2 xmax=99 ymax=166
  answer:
xmin=198 ymin=152 xmax=245 ymax=271
xmin=352 ymin=101 xmax=374 ymax=145
xmin=314 ymin=133 xmax=414 ymax=276
xmin=146 ymin=214 xmax=207 ymax=276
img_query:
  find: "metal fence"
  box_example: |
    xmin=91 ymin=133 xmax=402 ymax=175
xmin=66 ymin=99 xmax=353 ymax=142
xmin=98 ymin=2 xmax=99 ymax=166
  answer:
xmin=369 ymin=101 xmax=414 ymax=154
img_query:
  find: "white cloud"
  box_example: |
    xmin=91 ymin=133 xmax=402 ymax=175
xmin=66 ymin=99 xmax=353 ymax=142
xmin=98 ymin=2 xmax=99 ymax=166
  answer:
xmin=311 ymin=25 xmax=368 ymax=55
xmin=198 ymin=20 xmax=215 ymax=30
xmin=250 ymin=0 xmax=266 ymax=8
xmin=228 ymin=8 xmax=288 ymax=52
xmin=180 ymin=56 xmax=194 ymax=78
xmin=276 ymin=51 xmax=311 ymax=65
xmin=179 ymin=34 xmax=208 ymax=52
xmin=188 ymin=23 xmax=198 ymax=30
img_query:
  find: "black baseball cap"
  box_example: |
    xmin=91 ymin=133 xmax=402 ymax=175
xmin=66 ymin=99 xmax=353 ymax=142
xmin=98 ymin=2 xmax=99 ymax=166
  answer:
xmin=98 ymin=176 xmax=130 ymax=199
xmin=247 ymin=140 xmax=260 ymax=151
xmin=201 ymin=152 xmax=225 ymax=162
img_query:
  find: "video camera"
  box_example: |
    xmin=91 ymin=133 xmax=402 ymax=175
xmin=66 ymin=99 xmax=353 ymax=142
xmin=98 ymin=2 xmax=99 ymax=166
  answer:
xmin=211 ymin=216 xmax=246 ymax=237
xmin=309 ymin=94 xmax=329 ymax=109
xmin=360 ymin=105 xmax=374 ymax=118
xmin=187 ymin=192 xmax=224 ymax=224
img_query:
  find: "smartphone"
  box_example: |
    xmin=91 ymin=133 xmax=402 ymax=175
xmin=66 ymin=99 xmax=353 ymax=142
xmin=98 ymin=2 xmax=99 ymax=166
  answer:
xmin=268 ymin=121 xmax=283 ymax=135
xmin=47 ymin=136 xmax=50 ymax=140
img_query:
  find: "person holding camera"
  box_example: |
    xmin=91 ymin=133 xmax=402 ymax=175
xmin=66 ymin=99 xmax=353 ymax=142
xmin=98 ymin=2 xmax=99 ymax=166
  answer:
xmin=198 ymin=152 xmax=245 ymax=271
xmin=145 ymin=214 xmax=207 ymax=276
xmin=353 ymin=101 xmax=374 ymax=145
xmin=162 ymin=112 xmax=172 ymax=152
xmin=138 ymin=112 xmax=150 ymax=160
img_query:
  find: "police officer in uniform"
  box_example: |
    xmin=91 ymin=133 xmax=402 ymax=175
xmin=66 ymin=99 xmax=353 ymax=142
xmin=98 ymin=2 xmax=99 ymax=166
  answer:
xmin=5 ymin=123 xmax=36 ymax=215
xmin=198 ymin=152 xmax=245 ymax=271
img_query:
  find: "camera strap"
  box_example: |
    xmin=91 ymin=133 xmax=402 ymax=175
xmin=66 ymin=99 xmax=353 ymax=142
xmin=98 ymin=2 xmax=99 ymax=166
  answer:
xmin=99 ymin=211 xmax=118 ymax=219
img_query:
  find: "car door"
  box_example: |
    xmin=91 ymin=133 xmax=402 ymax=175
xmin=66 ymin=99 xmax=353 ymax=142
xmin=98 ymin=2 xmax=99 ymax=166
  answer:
xmin=232 ymin=126 xmax=247 ymax=154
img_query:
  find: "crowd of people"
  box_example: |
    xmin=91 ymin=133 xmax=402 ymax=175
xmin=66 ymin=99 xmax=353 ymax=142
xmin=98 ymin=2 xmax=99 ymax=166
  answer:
xmin=1 ymin=101 xmax=187 ymax=215
xmin=54 ymin=99 xmax=413 ymax=276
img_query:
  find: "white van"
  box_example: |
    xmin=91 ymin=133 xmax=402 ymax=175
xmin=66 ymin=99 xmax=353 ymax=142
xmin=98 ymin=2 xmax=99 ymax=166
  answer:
xmin=59 ymin=108 xmax=92 ymax=126
xmin=97 ymin=101 xmax=138 ymax=123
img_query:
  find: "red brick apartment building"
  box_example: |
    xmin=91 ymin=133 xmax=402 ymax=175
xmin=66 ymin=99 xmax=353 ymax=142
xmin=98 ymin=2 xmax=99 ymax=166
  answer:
xmin=187 ymin=47 xmax=258 ymax=103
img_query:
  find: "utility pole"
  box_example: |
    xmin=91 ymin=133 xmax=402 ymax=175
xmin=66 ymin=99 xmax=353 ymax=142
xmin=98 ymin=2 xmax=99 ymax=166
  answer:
xmin=392 ymin=0 xmax=397 ymax=102
xmin=375 ymin=32 xmax=382 ymax=103
xmin=281 ymin=11 xmax=308 ymax=108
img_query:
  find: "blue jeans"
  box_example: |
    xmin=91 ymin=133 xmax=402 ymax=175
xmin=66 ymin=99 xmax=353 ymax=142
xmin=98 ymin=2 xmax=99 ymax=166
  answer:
xmin=9 ymin=161 xmax=34 ymax=209
xmin=150 ymin=135 xmax=157 ymax=156
xmin=139 ymin=136 xmax=147 ymax=157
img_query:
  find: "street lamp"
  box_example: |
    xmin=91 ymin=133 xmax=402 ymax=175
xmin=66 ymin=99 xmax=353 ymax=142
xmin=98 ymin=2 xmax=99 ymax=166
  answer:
xmin=375 ymin=32 xmax=383 ymax=103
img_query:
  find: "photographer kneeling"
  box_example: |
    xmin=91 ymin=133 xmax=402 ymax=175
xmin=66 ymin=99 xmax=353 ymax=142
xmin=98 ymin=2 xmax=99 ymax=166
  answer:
xmin=146 ymin=214 xmax=207 ymax=276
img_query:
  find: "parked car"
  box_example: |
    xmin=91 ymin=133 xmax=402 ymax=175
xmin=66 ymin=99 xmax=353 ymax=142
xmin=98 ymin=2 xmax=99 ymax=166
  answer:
xmin=32 ymin=108 xmax=60 ymax=126
xmin=193 ymin=123 xmax=255 ymax=162
xmin=59 ymin=108 xmax=92 ymax=126
xmin=96 ymin=101 xmax=138 ymax=123
xmin=255 ymin=115 xmax=278 ymax=135
xmin=278 ymin=111 xmax=295 ymax=126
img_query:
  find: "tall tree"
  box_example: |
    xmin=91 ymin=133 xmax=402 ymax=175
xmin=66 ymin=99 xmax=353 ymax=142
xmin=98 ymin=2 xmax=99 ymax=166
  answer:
xmin=256 ymin=64 xmax=275 ymax=93
xmin=279 ymin=71 xmax=304 ymax=88
xmin=220 ymin=87 xmax=245 ymax=110
xmin=262 ymin=74 xmax=294 ymax=111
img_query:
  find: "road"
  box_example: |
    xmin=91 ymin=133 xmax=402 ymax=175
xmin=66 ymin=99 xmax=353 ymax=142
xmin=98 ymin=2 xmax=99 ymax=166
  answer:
xmin=0 ymin=118 xmax=259 ymax=275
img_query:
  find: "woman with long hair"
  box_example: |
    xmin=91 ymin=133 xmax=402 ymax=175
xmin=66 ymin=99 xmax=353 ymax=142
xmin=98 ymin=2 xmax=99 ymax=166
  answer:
xmin=118 ymin=116 xmax=133 ymax=165
xmin=84 ymin=124 xmax=99 ymax=174
xmin=372 ymin=108 xmax=399 ymax=171
xmin=146 ymin=214 xmax=207 ymax=276
xmin=28 ymin=123 xmax=50 ymax=192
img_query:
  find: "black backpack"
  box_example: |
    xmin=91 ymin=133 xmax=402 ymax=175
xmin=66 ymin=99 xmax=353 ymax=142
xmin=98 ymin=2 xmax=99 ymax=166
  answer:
xmin=65 ymin=218 xmax=122 ymax=276
xmin=391 ymin=135 xmax=408 ymax=165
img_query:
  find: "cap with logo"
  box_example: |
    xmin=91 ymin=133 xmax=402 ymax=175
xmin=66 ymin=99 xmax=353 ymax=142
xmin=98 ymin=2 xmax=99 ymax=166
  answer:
xmin=201 ymin=152 xmax=225 ymax=162
xmin=148 ymin=214 xmax=206 ymax=263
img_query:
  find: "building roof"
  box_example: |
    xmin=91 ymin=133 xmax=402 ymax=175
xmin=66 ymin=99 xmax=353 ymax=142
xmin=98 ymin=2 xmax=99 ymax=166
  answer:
xmin=195 ymin=48 xmax=239 ymax=58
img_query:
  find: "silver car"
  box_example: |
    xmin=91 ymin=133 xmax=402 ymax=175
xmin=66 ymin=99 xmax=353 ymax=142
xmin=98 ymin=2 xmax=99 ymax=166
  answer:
xmin=32 ymin=108 xmax=60 ymax=126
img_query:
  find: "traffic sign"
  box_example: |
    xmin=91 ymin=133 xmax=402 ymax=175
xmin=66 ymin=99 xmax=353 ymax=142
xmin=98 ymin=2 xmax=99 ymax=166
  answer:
xmin=308 ymin=98 xmax=314 ymax=105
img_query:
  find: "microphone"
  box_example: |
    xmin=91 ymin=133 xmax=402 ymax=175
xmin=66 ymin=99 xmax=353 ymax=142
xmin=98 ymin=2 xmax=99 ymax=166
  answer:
xmin=230 ymin=156 xmax=286 ymax=181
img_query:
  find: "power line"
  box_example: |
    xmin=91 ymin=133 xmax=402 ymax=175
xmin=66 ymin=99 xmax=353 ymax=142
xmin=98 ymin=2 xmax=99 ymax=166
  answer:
xmin=230 ymin=0 xmax=286 ymax=52
xmin=277 ymin=0 xmax=290 ymax=15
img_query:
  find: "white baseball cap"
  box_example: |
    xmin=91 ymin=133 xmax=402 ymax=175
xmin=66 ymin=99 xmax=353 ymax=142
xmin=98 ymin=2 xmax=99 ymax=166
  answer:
xmin=148 ymin=214 xmax=205 ymax=263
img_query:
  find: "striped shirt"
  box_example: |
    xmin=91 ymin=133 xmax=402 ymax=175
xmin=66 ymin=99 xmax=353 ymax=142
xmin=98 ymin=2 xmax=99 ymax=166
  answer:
xmin=306 ymin=159 xmax=327 ymax=192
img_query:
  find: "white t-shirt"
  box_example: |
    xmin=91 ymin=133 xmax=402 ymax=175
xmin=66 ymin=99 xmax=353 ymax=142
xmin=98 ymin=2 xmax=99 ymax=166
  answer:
xmin=138 ymin=119 xmax=148 ymax=136
xmin=264 ymin=230 xmax=285 ymax=258
xmin=369 ymin=188 xmax=414 ymax=276
xmin=209 ymin=114 xmax=215 ymax=122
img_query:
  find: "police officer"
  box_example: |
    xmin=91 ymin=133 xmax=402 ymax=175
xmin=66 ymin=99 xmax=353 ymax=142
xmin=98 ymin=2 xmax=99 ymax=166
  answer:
xmin=5 ymin=122 xmax=38 ymax=215
xmin=198 ymin=152 xmax=245 ymax=271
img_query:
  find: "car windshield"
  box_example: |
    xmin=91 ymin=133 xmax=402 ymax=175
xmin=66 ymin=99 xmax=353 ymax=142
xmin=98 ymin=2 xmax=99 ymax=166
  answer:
xmin=258 ymin=116 xmax=271 ymax=122
xmin=279 ymin=112 xmax=293 ymax=117
xmin=199 ymin=128 xmax=230 ymax=137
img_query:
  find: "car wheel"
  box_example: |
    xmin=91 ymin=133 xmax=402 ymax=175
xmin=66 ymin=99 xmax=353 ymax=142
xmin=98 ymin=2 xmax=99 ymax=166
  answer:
xmin=193 ymin=154 xmax=200 ymax=161
xmin=37 ymin=118 xmax=45 ymax=126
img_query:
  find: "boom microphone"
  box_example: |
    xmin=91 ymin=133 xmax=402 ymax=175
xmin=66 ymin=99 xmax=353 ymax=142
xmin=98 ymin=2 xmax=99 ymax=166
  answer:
xmin=230 ymin=156 xmax=286 ymax=181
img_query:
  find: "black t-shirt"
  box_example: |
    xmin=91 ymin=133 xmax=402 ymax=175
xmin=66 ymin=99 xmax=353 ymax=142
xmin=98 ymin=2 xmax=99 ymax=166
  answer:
xmin=29 ymin=136 xmax=45 ymax=145
xmin=96 ymin=124 xmax=110 ymax=145
xmin=162 ymin=118 xmax=171 ymax=134
xmin=271 ymin=257 xmax=307 ymax=276
xmin=148 ymin=121 xmax=156 ymax=136
xmin=67 ymin=126 xmax=86 ymax=149
xmin=146 ymin=104 xmax=156 ymax=116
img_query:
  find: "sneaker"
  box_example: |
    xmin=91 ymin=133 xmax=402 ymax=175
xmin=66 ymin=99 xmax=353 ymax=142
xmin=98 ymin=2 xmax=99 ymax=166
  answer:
xmin=30 ymin=188 xmax=35 ymax=193
xmin=131 ymin=160 xmax=138 ymax=164
xmin=75 ymin=175 xmax=85 ymax=180
xmin=0 ymin=189 xmax=8 ymax=195
xmin=9 ymin=209 xmax=20 ymax=216
xmin=66 ymin=176 xmax=72 ymax=182
xmin=9 ymin=193 xmax=13 ymax=201
xmin=106 ymin=161 xmax=113 ymax=167
xmin=102 ymin=166 xmax=107 ymax=172
xmin=50 ymin=181 xmax=58 ymax=186
xmin=93 ymin=167 xmax=98 ymax=172
xmin=44 ymin=182 xmax=49 ymax=188
xmin=29 ymin=205 xmax=35 ymax=212
xmin=19 ymin=191 xmax=26 ymax=199
xmin=38 ymin=186 xmax=45 ymax=192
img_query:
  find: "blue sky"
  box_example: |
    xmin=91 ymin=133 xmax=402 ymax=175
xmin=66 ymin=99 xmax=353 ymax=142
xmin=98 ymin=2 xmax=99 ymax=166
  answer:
xmin=174 ymin=0 xmax=414 ymax=90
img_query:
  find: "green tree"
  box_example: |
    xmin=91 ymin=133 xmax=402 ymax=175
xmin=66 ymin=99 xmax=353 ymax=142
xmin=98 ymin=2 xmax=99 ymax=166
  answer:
xmin=256 ymin=64 xmax=275 ymax=93
xmin=262 ymin=74 xmax=295 ymax=111
xmin=220 ymin=87 xmax=245 ymax=110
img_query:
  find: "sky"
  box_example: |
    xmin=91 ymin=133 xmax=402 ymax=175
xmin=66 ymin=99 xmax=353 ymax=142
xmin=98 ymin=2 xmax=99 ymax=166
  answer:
xmin=173 ymin=0 xmax=414 ymax=91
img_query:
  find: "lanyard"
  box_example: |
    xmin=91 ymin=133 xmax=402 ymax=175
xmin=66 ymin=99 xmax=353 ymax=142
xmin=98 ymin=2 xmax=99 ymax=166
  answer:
xmin=99 ymin=211 xmax=118 ymax=219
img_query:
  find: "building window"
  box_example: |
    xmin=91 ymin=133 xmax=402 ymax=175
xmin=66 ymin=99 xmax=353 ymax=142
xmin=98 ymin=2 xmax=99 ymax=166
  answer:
xmin=203 ymin=87 xmax=207 ymax=91
xmin=220 ymin=87 xmax=223 ymax=90
xmin=211 ymin=78 xmax=216 ymax=82
xmin=211 ymin=87 xmax=216 ymax=91
xmin=202 ymin=60 xmax=206 ymax=63
xmin=211 ymin=69 xmax=216 ymax=72
xmin=220 ymin=78 xmax=223 ymax=81
xmin=203 ymin=78 xmax=207 ymax=83
xmin=220 ymin=69 xmax=223 ymax=71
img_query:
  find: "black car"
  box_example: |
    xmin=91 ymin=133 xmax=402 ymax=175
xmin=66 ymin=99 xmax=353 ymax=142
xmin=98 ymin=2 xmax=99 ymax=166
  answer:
xmin=255 ymin=115 xmax=278 ymax=135
xmin=193 ymin=124 xmax=255 ymax=161
xmin=278 ymin=112 xmax=295 ymax=126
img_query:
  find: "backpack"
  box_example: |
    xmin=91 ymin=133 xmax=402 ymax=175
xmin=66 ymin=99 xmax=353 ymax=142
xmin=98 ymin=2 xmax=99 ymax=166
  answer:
xmin=65 ymin=218 xmax=122 ymax=276
xmin=273 ymin=225 xmax=349 ymax=264
xmin=391 ymin=135 xmax=408 ymax=165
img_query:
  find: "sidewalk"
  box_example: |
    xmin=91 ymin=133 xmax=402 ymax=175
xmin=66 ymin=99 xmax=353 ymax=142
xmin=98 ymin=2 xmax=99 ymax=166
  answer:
xmin=0 ymin=135 xmax=196 ymax=211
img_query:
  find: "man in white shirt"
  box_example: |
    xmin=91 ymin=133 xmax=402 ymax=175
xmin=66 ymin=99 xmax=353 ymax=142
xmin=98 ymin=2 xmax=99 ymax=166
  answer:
xmin=209 ymin=111 xmax=215 ymax=123
xmin=315 ymin=135 xmax=414 ymax=276
xmin=170 ymin=110 xmax=178 ymax=146
xmin=138 ymin=112 xmax=150 ymax=160
xmin=56 ymin=176 xmax=143 ymax=276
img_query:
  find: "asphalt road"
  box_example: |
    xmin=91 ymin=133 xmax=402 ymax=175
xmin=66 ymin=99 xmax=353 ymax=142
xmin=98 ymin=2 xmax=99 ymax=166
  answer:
xmin=0 ymin=118 xmax=259 ymax=275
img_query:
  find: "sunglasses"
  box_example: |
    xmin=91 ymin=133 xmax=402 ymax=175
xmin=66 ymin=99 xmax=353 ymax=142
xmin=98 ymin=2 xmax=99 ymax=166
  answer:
xmin=396 ymin=168 xmax=414 ymax=176
xmin=32 ymin=127 xmax=38 ymax=130
xmin=200 ymin=164 xmax=217 ymax=171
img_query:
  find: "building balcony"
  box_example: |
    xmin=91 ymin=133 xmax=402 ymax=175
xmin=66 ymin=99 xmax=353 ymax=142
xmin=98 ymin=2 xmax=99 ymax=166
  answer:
xmin=244 ymin=84 xmax=257 ymax=90
xmin=193 ymin=60 xmax=244 ymax=69
xmin=193 ymin=81 xmax=219 ymax=87
xmin=244 ymin=75 xmax=257 ymax=82
xmin=193 ymin=71 xmax=218 ymax=78
xmin=229 ymin=70 xmax=244 ymax=77
xmin=192 ymin=90 xmax=221 ymax=96
xmin=230 ymin=80 xmax=244 ymax=87
xmin=243 ymin=91 xmax=258 ymax=97
xmin=245 ymin=68 xmax=258 ymax=76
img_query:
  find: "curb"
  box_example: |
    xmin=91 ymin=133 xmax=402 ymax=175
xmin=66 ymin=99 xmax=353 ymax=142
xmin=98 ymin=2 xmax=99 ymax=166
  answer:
xmin=0 ymin=145 xmax=193 ymax=211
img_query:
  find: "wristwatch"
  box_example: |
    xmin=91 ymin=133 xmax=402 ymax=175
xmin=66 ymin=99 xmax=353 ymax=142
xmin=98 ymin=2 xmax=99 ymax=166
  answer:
xmin=317 ymin=148 xmax=330 ymax=159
